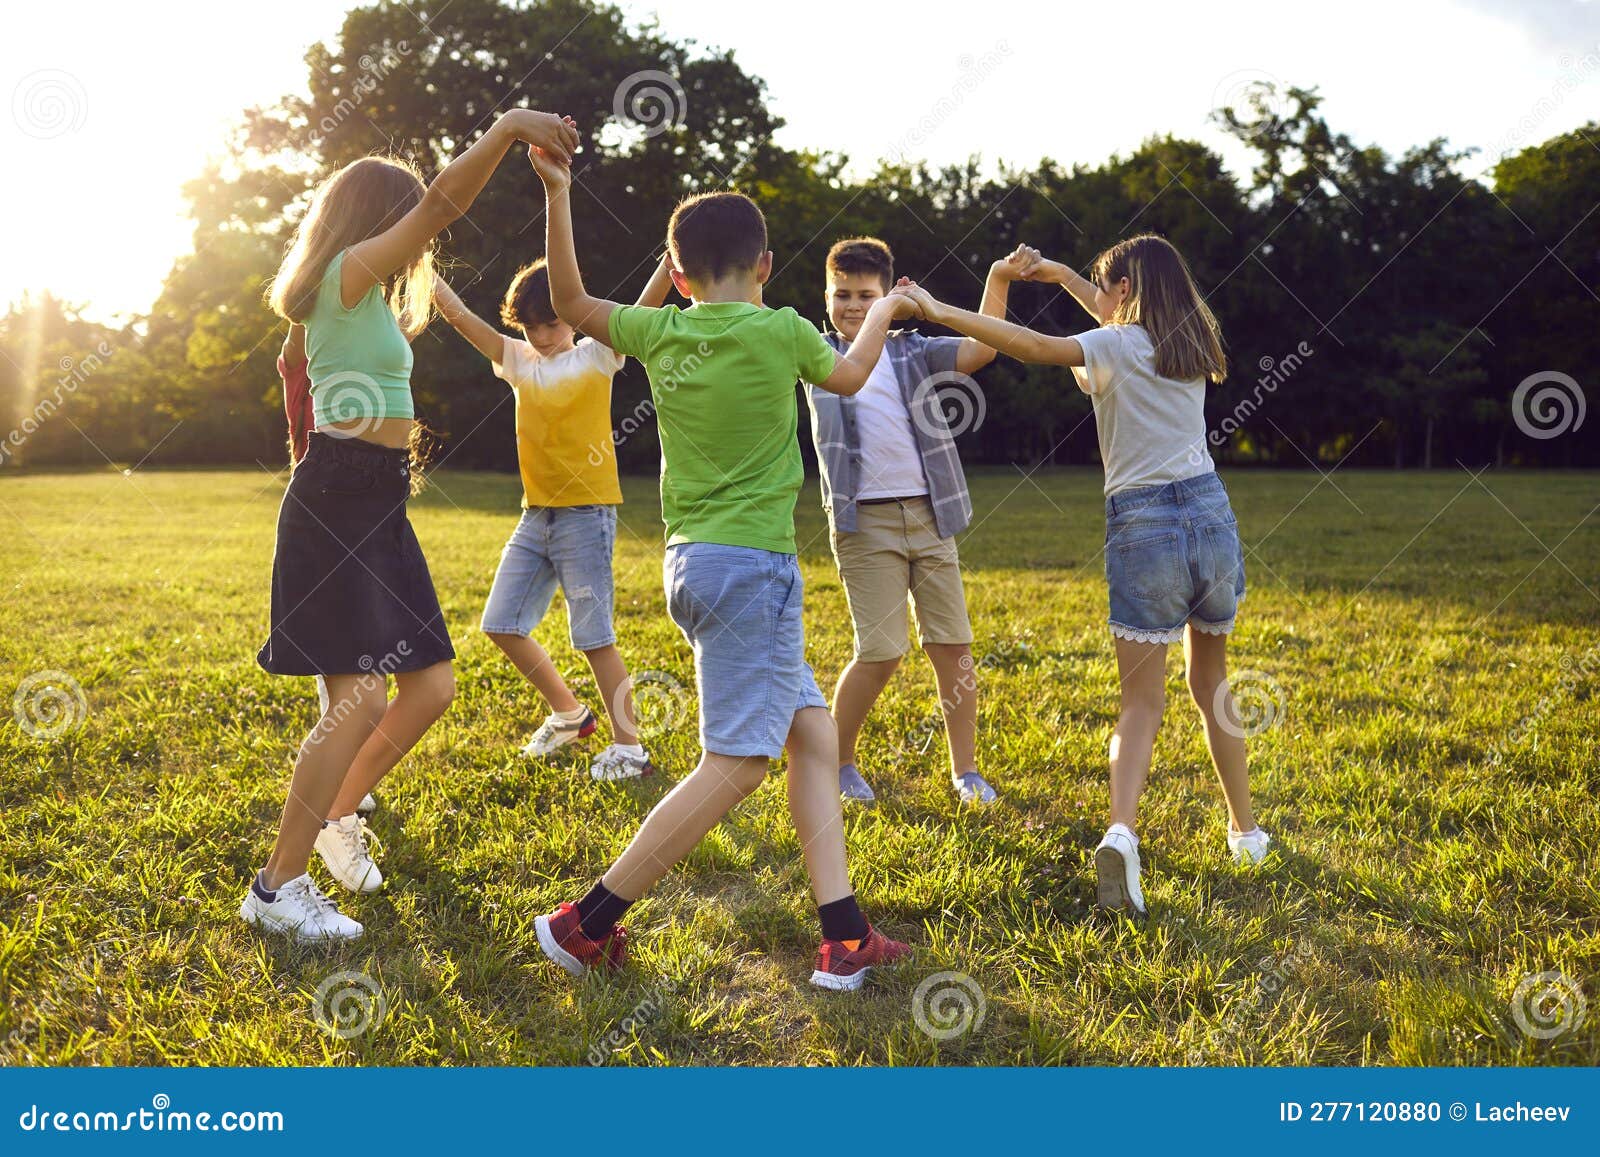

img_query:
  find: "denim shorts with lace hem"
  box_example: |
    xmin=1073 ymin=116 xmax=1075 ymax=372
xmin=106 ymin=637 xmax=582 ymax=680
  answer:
xmin=1103 ymin=472 xmax=1246 ymax=646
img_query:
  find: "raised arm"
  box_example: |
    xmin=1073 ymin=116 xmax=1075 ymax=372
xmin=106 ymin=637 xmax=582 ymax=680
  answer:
xmin=1014 ymin=244 xmax=1101 ymax=321
xmin=433 ymin=278 xmax=506 ymax=362
xmin=893 ymin=281 xmax=1084 ymax=368
xmin=341 ymin=110 xmax=580 ymax=308
xmin=531 ymin=147 xmax=624 ymax=347
xmin=813 ymin=294 xmax=917 ymax=396
xmin=635 ymin=253 xmax=675 ymax=308
xmin=955 ymin=250 xmax=1028 ymax=374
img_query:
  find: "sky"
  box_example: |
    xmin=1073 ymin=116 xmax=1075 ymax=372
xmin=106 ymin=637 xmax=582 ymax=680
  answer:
xmin=2 ymin=0 xmax=1595 ymax=323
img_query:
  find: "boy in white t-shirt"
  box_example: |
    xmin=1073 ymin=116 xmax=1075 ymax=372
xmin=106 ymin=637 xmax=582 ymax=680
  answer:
xmin=434 ymin=256 xmax=671 ymax=781
xmin=892 ymin=234 xmax=1272 ymax=918
xmin=803 ymin=237 xmax=1018 ymax=806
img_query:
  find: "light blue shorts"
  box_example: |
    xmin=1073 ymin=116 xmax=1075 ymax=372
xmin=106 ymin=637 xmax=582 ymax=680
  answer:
xmin=664 ymin=542 xmax=827 ymax=759
xmin=1103 ymin=471 xmax=1246 ymax=645
xmin=481 ymin=505 xmax=617 ymax=650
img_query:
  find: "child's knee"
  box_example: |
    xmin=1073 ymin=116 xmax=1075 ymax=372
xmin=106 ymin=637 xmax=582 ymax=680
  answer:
xmin=485 ymin=631 xmax=521 ymax=652
xmin=1121 ymin=683 xmax=1166 ymax=722
xmin=725 ymin=759 xmax=769 ymax=797
xmin=1186 ymin=665 xmax=1226 ymax=710
xmin=406 ymin=665 xmax=456 ymax=718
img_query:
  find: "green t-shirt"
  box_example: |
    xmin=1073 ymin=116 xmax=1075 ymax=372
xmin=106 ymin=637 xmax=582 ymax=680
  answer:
xmin=609 ymin=301 xmax=838 ymax=553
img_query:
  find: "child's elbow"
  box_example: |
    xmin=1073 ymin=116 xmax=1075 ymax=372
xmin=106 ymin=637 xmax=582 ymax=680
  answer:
xmin=420 ymin=186 xmax=462 ymax=227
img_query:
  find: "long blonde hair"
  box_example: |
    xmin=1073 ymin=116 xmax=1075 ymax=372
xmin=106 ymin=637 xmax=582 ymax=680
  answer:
xmin=1093 ymin=234 xmax=1227 ymax=383
xmin=268 ymin=156 xmax=435 ymax=338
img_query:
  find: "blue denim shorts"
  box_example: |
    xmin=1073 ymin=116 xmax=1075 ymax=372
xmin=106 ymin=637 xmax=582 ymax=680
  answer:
xmin=481 ymin=505 xmax=617 ymax=650
xmin=665 ymin=542 xmax=827 ymax=759
xmin=1104 ymin=472 xmax=1245 ymax=645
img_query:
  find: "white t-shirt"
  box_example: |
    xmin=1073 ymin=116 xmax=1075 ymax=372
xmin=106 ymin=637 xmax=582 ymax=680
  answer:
xmin=492 ymin=334 xmax=625 ymax=389
xmin=853 ymin=348 xmax=929 ymax=500
xmin=1072 ymin=323 xmax=1214 ymax=496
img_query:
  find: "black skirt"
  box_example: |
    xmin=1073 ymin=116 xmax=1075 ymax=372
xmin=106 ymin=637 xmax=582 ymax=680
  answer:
xmin=257 ymin=432 xmax=455 ymax=676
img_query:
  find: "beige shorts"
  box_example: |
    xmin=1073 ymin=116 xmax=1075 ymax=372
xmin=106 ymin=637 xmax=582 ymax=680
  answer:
xmin=829 ymin=496 xmax=974 ymax=662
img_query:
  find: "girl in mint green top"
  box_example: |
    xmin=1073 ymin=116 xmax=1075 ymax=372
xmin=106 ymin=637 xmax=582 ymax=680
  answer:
xmin=306 ymin=250 xmax=415 ymax=426
xmin=247 ymin=111 xmax=582 ymax=947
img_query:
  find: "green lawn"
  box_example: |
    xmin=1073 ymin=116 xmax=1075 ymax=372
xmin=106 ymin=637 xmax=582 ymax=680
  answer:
xmin=1 ymin=466 xmax=1596 ymax=1066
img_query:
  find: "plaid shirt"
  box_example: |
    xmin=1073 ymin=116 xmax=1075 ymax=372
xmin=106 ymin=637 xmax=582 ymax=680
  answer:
xmin=804 ymin=331 xmax=973 ymax=539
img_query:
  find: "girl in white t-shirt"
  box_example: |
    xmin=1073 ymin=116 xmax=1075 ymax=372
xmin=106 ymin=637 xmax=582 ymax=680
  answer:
xmin=893 ymin=234 xmax=1271 ymax=918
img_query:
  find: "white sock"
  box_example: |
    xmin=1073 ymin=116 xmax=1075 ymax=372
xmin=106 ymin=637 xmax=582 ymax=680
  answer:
xmin=1108 ymin=822 xmax=1138 ymax=844
xmin=613 ymin=743 xmax=646 ymax=758
xmin=551 ymin=705 xmax=588 ymax=724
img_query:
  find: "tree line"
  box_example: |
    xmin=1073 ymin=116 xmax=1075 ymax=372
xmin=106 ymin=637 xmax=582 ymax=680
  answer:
xmin=2 ymin=0 xmax=1595 ymax=475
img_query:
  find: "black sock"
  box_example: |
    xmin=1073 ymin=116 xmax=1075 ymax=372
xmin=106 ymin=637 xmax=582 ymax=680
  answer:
xmin=251 ymin=871 xmax=278 ymax=903
xmin=818 ymin=894 xmax=869 ymax=943
xmin=576 ymin=881 xmax=632 ymax=941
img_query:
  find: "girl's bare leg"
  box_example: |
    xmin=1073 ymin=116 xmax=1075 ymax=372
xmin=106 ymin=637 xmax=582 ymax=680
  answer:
xmin=1183 ymin=627 xmax=1256 ymax=832
xmin=264 ymin=672 xmax=385 ymax=889
xmin=328 ymin=660 xmax=455 ymax=818
xmin=1109 ymin=638 xmax=1168 ymax=830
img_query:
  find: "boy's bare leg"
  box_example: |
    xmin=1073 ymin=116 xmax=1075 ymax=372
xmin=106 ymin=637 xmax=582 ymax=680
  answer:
xmin=328 ymin=661 xmax=455 ymax=818
xmin=584 ymin=643 xmax=639 ymax=747
xmin=924 ymin=642 xmax=978 ymax=775
xmin=1109 ymin=638 xmax=1168 ymax=830
xmin=784 ymin=706 xmax=852 ymax=904
xmin=831 ymin=656 xmax=900 ymax=766
xmin=600 ymin=750 xmax=768 ymax=899
xmin=489 ymin=631 xmax=581 ymax=714
xmin=264 ymin=673 xmax=384 ymax=889
xmin=1183 ymin=627 xmax=1256 ymax=832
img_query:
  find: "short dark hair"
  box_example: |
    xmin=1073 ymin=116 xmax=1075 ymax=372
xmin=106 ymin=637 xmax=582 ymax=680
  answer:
xmin=668 ymin=192 xmax=768 ymax=283
xmin=826 ymin=237 xmax=894 ymax=293
xmin=501 ymin=259 xmax=557 ymax=327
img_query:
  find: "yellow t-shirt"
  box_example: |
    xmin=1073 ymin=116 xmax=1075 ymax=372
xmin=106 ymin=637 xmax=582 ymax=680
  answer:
xmin=493 ymin=336 xmax=626 ymax=508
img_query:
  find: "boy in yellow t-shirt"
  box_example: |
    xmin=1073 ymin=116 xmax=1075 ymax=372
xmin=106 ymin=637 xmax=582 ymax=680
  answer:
xmin=435 ymin=257 xmax=671 ymax=781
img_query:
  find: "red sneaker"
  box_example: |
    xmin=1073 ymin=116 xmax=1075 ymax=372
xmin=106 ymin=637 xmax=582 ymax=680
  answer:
xmin=809 ymin=925 xmax=912 ymax=991
xmin=535 ymin=902 xmax=628 ymax=976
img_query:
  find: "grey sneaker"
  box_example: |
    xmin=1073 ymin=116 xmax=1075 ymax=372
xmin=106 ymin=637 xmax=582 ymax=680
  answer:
xmin=952 ymin=771 xmax=997 ymax=804
xmin=838 ymin=763 xmax=876 ymax=802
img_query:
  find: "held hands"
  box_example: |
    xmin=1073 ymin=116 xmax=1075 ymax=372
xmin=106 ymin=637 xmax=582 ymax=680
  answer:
xmin=501 ymin=110 xmax=580 ymax=163
xmin=888 ymin=277 xmax=938 ymax=322
xmin=527 ymin=140 xmax=572 ymax=191
xmin=999 ymin=242 xmax=1069 ymax=284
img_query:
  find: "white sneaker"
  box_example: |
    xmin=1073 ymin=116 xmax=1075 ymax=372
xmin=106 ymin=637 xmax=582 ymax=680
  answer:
xmin=589 ymin=744 xmax=657 ymax=781
xmin=1094 ymin=824 xmax=1146 ymax=915
xmin=1228 ymin=826 xmax=1273 ymax=864
xmin=315 ymin=814 xmax=383 ymax=893
xmin=522 ymin=708 xmax=597 ymax=758
xmin=239 ymin=873 xmax=363 ymax=942
xmin=357 ymin=793 xmax=377 ymax=816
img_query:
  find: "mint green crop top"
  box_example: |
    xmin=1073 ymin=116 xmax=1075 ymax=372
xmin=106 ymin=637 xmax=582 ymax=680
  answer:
xmin=306 ymin=251 xmax=415 ymax=426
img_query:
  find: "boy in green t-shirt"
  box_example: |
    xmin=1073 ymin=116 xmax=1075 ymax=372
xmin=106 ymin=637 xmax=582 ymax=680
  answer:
xmin=526 ymin=143 xmax=914 ymax=990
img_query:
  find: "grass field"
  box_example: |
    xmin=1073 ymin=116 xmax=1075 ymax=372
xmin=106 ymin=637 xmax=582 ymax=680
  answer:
xmin=1 ymin=465 xmax=1597 ymax=1066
